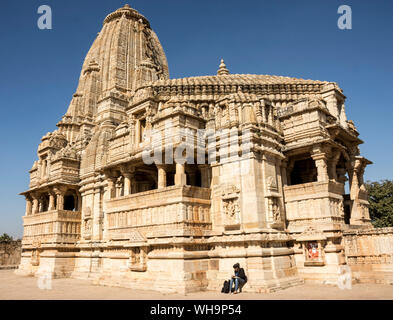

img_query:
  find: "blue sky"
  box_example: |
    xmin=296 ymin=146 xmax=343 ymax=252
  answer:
xmin=1 ymin=0 xmax=392 ymax=238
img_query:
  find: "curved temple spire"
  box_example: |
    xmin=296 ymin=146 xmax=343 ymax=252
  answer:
xmin=57 ymin=4 xmax=169 ymax=143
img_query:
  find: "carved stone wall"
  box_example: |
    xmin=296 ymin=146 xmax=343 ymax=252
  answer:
xmin=343 ymin=227 xmax=393 ymax=284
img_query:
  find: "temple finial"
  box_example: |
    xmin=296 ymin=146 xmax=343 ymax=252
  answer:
xmin=217 ymin=58 xmax=230 ymax=76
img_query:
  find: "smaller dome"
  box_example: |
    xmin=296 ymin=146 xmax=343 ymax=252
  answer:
xmin=217 ymin=59 xmax=230 ymax=76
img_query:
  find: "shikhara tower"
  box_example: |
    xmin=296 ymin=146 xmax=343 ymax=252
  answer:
xmin=18 ymin=5 xmax=393 ymax=292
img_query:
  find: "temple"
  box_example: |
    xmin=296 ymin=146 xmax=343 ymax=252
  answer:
xmin=17 ymin=5 xmax=393 ymax=293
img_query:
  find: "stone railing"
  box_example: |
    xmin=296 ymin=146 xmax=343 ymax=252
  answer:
xmin=22 ymin=210 xmax=81 ymax=245
xmin=343 ymin=227 xmax=393 ymax=284
xmin=284 ymin=180 xmax=345 ymax=233
xmin=106 ymin=185 xmax=211 ymax=239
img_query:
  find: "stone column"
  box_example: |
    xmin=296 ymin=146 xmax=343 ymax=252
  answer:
xmin=41 ymin=159 xmax=47 ymax=179
xmin=200 ymin=165 xmax=211 ymax=188
xmin=175 ymin=163 xmax=187 ymax=186
xmin=329 ymin=150 xmax=341 ymax=182
xmin=56 ymin=193 xmax=64 ymax=210
xmin=25 ymin=196 xmax=32 ymax=216
xmin=349 ymin=158 xmax=361 ymax=200
xmin=77 ymin=193 xmax=82 ymax=211
xmin=116 ymin=176 xmax=123 ymax=197
xmin=157 ymin=165 xmax=167 ymax=189
xmin=48 ymin=192 xmax=56 ymax=211
xmin=31 ymin=194 xmax=39 ymax=214
xmin=312 ymin=146 xmax=329 ymax=182
xmin=123 ymin=173 xmax=132 ymax=195
xmin=107 ymin=177 xmax=116 ymax=199
xmin=54 ymin=187 xmax=66 ymax=210
xmin=269 ymin=105 xmax=274 ymax=126
xmin=358 ymin=165 xmax=365 ymax=187
xmin=314 ymin=157 xmax=328 ymax=182
xmin=261 ymin=101 xmax=266 ymax=123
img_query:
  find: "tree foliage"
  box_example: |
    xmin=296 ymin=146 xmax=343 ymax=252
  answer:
xmin=365 ymin=180 xmax=393 ymax=228
xmin=0 ymin=233 xmax=13 ymax=242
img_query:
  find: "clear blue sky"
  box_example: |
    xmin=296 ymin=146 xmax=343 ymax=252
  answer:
xmin=1 ymin=0 xmax=392 ymax=238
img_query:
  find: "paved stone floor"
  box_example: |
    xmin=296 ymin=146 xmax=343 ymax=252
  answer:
xmin=0 ymin=270 xmax=392 ymax=300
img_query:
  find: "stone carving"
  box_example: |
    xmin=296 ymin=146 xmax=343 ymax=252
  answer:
xmin=84 ymin=219 xmax=92 ymax=235
xmin=31 ymin=251 xmax=40 ymax=266
xmin=266 ymin=176 xmax=278 ymax=191
xmin=220 ymin=184 xmax=240 ymax=226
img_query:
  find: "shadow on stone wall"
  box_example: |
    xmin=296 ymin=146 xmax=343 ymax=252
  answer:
xmin=0 ymin=240 xmax=21 ymax=269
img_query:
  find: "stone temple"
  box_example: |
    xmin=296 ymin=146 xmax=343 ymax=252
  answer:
xmin=17 ymin=5 xmax=393 ymax=293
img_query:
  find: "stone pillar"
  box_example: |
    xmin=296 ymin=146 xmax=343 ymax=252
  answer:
xmin=31 ymin=194 xmax=39 ymax=214
xmin=157 ymin=165 xmax=167 ymax=189
xmin=349 ymin=158 xmax=361 ymax=200
xmin=56 ymin=193 xmax=64 ymax=210
xmin=312 ymin=146 xmax=329 ymax=182
xmin=120 ymin=166 xmax=135 ymax=196
xmin=77 ymin=194 xmax=82 ymax=211
xmin=175 ymin=163 xmax=187 ymax=186
xmin=41 ymin=159 xmax=47 ymax=179
xmin=261 ymin=101 xmax=266 ymax=123
xmin=25 ymin=196 xmax=32 ymax=216
xmin=358 ymin=165 xmax=365 ymax=187
xmin=200 ymin=165 xmax=211 ymax=188
xmin=116 ymin=176 xmax=123 ymax=197
xmin=123 ymin=173 xmax=132 ymax=195
xmin=53 ymin=187 xmax=66 ymax=210
xmin=329 ymin=150 xmax=341 ymax=182
xmin=314 ymin=157 xmax=328 ymax=182
xmin=269 ymin=107 xmax=274 ymax=127
xmin=107 ymin=177 xmax=116 ymax=199
xmin=48 ymin=192 xmax=56 ymax=211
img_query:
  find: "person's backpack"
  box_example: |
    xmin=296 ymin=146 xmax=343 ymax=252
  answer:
xmin=221 ymin=280 xmax=230 ymax=293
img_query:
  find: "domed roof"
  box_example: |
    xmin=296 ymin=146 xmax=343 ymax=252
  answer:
xmin=62 ymin=4 xmax=169 ymax=122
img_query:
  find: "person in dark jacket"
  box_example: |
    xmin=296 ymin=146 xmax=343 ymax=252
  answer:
xmin=229 ymin=263 xmax=247 ymax=294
